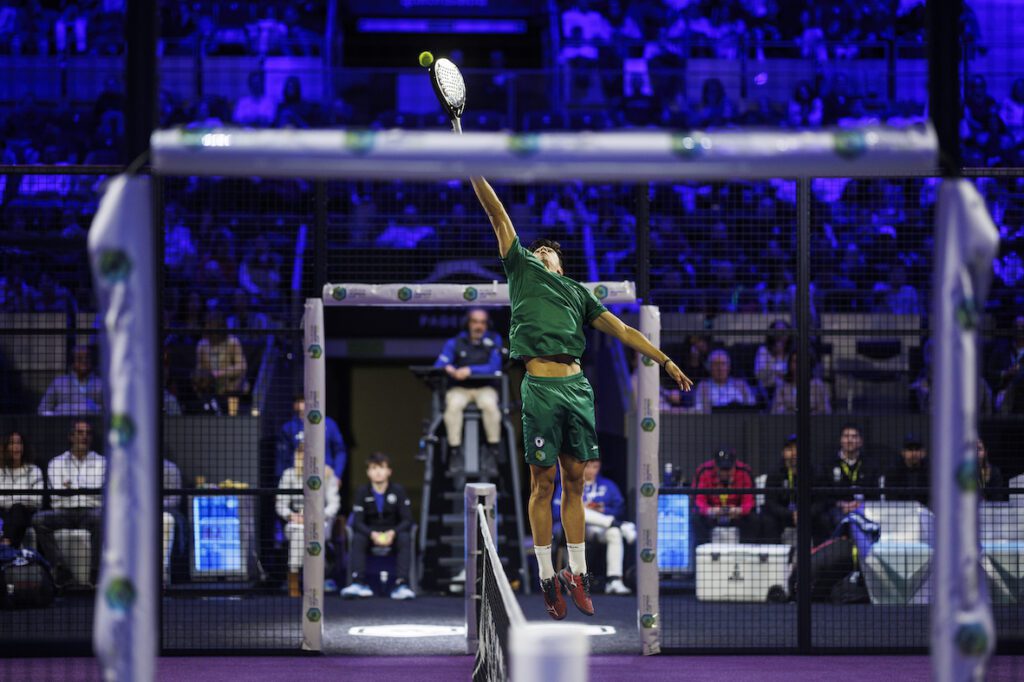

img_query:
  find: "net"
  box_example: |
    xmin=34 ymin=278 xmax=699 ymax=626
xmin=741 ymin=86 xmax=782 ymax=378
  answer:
xmin=473 ymin=502 xmax=525 ymax=682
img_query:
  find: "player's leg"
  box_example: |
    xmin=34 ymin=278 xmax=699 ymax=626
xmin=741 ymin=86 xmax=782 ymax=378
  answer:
xmin=529 ymin=462 xmax=566 ymax=619
xmin=557 ymin=453 xmax=594 ymax=614
xmin=521 ymin=374 xmax=567 ymax=619
xmin=558 ymin=374 xmax=601 ymax=614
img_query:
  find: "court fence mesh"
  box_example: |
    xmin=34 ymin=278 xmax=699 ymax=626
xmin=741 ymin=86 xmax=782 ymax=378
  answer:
xmin=0 ymin=164 xmax=1022 ymax=657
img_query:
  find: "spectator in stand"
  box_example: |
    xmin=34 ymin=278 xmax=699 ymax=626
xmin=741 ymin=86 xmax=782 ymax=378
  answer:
xmin=36 ymin=272 xmax=78 ymax=315
xmin=813 ymin=424 xmax=879 ymax=543
xmin=693 ymin=78 xmax=737 ymax=128
xmin=882 ymin=435 xmax=929 ymax=505
xmin=561 ymin=0 xmax=612 ymax=44
xmin=693 ymin=449 xmax=756 ymax=546
xmin=0 ymin=263 xmax=42 ymax=312
xmin=553 ymin=460 xmax=636 ymax=595
xmin=33 ymin=420 xmax=106 ymax=587
xmin=762 ymin=435 xmax=799 ymax=544
xmin=1000 ymin=78 xmax=1024 ymax=143
xmin=873 ymin=263 xmax=922 ymax=315
xmin=247 ymin=5 xmax=288 ymax=56
xmin=192 ymin=310 xmax=247 ymax=413
xmin=277 ymin=395 xmax=347 ymax=481
xmin=341 ymin=452 xmax=415 ymax=600
xmin=233 ymin=70 xmax=276 ymax=127
xmin=38 ymin=344 xmax=103 ymax=416
xmin=275 ymin=75 xmax=319 ymax=128
xmin=239 ymin=235 xmax=283 ymax=303
xmin=754 ymin=319 xmax=791 ymax=399
xmin=770 ymin=350 xmax=832 ymax=415
xmin=977 ymin=439 xmax=1006 ymax=502
xmin=0 ymin=431 xmax=44 ymax=548
xmin=821 ymin=72 xmax=860 ymax=125
xmin=54 ymin=3 xmax=87 ymax=54
xmin=787 ymin=80 xmax=823 ymax=128
xmin=276 ymin=436 xmax=340 ymax=597
xmin=991 ymin=315 xmax=1024 ymax=415
xmin=693 ymin=349 xmax=756 ymax=413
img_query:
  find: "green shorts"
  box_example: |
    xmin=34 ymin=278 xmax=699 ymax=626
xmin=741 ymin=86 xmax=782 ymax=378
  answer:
xmin=520 ymin=372 xmax=600 ymax=467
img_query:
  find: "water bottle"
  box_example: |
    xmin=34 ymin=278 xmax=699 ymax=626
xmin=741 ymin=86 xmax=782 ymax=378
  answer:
xmin=663 ymin=462 xmax=674 ymax=488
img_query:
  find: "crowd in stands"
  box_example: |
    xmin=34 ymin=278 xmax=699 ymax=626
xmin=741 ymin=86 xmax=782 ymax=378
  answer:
xmin=678 ymin=426 xmax=1012 ymax=551
xmin=0 ymin=1 xmax=324 ymax=57
xmin=1 ymin=2 xmax=1023 ymax=419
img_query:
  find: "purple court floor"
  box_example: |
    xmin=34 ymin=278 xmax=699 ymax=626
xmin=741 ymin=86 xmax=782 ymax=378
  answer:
xmin=3 ymin=655 xmax=1022 ymax=681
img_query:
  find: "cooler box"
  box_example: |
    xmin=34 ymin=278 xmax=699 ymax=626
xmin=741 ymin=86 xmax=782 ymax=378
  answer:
xmin=696 ymin=543 xmax=791 ymax=602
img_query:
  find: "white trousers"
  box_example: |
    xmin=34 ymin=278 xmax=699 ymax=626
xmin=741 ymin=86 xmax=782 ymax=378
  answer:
xmin=444 ymin=385 xmax=501 ymax=446
xmin=586 ymin=525 xmax=625 ymax=578
xmin=286 ymin=517 xmax=335 ymax=571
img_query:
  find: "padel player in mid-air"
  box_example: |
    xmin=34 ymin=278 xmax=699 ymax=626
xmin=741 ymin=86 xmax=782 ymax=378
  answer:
xmin=469 ymin=175 xmax=693 ymax=620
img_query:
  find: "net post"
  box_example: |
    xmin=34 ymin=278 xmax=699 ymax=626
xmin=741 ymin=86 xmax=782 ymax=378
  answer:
xmin=636 ymin=306 xmax=661 ymax=655
xmin=301 ymin=298 xmax=326 ymax=651
xmin=465 ymin=482 xmax=497 ymax=656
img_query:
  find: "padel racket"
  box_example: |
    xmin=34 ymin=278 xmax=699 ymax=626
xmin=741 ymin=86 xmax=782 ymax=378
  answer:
xmin=429 ymin=57 xmax=467 ymax=133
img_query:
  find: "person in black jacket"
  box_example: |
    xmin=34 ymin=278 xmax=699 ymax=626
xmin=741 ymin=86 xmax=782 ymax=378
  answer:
xmin=762 ymin=434 xmax=799 ymax=543
xmin=341 ymin=452 xmax=415 ymax=600
xmin=977 ymin=438 xmax=1007 ymax=502
xmin=882 ymin=435 xmax=930 ymax=505
xmin=813 ymin=424 xmax=880 ymax=544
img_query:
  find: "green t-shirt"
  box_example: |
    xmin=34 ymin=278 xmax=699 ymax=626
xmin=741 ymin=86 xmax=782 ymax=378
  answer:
xmin=501 ymin=236 xmax=608 ymax=360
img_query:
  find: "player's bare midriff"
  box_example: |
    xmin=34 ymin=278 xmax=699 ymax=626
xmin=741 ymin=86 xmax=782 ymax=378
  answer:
xmin=524 ymin=355 xmax=581 ymax=377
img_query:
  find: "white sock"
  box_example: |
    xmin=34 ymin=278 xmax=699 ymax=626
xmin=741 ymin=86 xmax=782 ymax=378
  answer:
xmin=567 ymin=542 xmax=587 ymax=575
xmin=535 ymin=544 xmax=555 ymax=581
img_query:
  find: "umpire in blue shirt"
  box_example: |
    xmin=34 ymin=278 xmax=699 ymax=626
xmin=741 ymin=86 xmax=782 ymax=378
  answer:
xmin=433 ymin=308 xmax=503 ymax=472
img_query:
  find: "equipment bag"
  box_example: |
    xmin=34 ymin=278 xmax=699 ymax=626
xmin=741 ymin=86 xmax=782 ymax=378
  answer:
xmin=0 ymin=547 xmax=56 ymax=609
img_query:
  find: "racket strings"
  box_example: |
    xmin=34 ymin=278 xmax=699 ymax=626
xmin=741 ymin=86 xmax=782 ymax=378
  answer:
xmin=435 ymin=61 xmax=466 ymax=109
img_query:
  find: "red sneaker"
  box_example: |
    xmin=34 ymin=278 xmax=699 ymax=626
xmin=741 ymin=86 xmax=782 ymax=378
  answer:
xmin=540 ymin=577 xmax=567 ymax=620
xmin=558 ymin=569 xmax=595 ymax=616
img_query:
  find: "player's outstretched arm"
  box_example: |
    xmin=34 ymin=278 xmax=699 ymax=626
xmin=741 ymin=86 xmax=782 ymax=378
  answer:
xmin=591 ymin=311 xmax=693 ymax=391
xmin=470 ymin=177 xmax=517 ymax=258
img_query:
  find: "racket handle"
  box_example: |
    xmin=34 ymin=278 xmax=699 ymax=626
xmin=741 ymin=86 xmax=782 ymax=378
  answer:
xmin=451 ymin=118 xmax=463 ymax=134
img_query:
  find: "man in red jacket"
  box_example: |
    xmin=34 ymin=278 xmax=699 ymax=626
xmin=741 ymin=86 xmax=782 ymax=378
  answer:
xmin=693 ymin=449 xmax=756 ymax=546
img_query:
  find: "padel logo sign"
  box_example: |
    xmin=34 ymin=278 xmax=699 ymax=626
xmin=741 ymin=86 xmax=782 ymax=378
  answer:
xmin=332 ymin=286 xmax=347 ymax=301
xmin=508 ymin=134 xmax=540 ymax=156
xmin=109 ymin=414 xmax=136 ymax=447
xmin=593 ymin=285 xmax=609 ymax=300
xmin=344 ymin=131 xmax=376 ymax=155
xmin=463 ymin=287 xmax=478 ymax=301
xmin=97 ymin=249 xmax=132 ymax=283
xmin=105 ymin=576 xmax=136 ymax=612
xmin=671 ymin=133 xmax=709 ymax=159
xmin=397 ymin=287 xmax=413 ymax=302
xmin=833 ymin=130 xmax=868 ymax=160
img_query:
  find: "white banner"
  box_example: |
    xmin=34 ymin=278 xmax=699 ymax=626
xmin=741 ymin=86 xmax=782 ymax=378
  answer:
xmin=636 ymin=306 xmax=661 ymax=655
xmin=89 ymin=175 xmax=157 ymax=682
xmin=931 ymin=180 xmax=998 ymax=682
xmin=322 ymin=281 xmax=636 ymax=307
xmin=302 ymin=298 xmax=327 ymax=651
xmin=152 ymin=125 xmax=938 ymax=180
